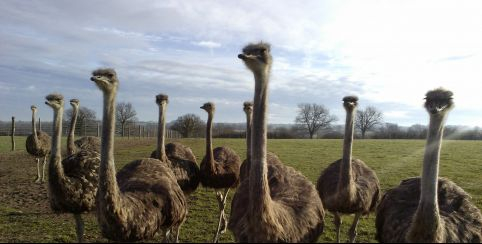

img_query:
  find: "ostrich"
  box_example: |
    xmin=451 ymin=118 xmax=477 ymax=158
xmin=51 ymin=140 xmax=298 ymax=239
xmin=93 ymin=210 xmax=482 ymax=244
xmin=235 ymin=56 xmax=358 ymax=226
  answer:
xmin=228 ymin=42 xmax=325 ymax=242
xmin=44 ymin=93 xmax=100 ymax=243
xmin=316 ymin=96 xmax=380 ymax=243
xmin=90 ymin=68 xmax=187 ymax=242
xmin=239 ymin=101 xmax=279 ymax=181
xmin=25 ymin=105 xmax=51 ymax=183
xmin=199 ymin=101 xmax=241 ymax=243
xmin=67 ymin=99 xmax=100 ymax=155
xmin=149 ymin=94 xmax=200 ymax=241
xmin=375 ymin=88 xmax=482 ymax=243
xmin=239 ymin=101 xmax=253 ymax=181
xmin=150 ymin=94 xmax=200 ymax=195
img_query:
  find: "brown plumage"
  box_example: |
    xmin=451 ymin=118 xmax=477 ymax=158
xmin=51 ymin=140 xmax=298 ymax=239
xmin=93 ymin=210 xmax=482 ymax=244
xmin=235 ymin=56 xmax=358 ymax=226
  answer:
xmin=67 ymin=99 xmax=100 ymax=155
xmin=150 ymin=94 xmax=200 ymax=195
xmin=45 ymin=93 xmax=100 ymax=243
xmin=229 ymin=42 xmax=325 ymax=242
xmin=26 ymin=105 xmax=51 ymax=183
xmin=376 ymin=88 xmax=482 ymax=243
xmin=200 ymin=102 xmax=241 ymax=243
xmin=91 ymin=68 xmax=187 ymax=242
xmin=316 ymin=96 xmax=380 ymax=243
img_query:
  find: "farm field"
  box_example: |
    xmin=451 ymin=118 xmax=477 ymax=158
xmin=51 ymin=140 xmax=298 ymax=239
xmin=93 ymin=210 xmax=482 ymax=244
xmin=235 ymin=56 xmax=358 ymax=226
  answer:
xmin=0 ymin=136 xmax=481 ymax=243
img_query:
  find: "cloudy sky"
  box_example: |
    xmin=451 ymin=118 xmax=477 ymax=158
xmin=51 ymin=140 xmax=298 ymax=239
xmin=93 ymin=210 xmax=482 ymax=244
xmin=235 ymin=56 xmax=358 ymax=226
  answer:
xmin=1 ymin=0 xmax=482 ymax=127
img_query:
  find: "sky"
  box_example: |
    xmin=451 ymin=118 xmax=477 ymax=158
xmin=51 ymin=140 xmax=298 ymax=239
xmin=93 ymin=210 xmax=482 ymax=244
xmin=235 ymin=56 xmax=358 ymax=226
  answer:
xmin=1 ymin=0 xmax=482 ymax=127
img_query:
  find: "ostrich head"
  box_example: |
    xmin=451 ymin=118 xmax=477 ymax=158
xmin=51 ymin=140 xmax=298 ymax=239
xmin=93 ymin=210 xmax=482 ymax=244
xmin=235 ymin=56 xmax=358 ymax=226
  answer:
xmin=200 ymin=102 xmax=215 ymax=113
xmin=70 ymin=98 xmax=80 ymax=108
xmin=342 ymin=96 xmax=359 ymax=111
xmin=31 ymin=105 xmax=37 ymax=112
xmin=424 ymin=88 xmax=454 ymax=115
xmin=156 ymin=94 xmax=169 ymax=106
xmin=238 ymin=42 xmax=272 ymax=73
xmin=90 ymin=68 xmax=118 ymax=93
xmin=45 ymin=93 xmax=64 ymax=110
xmin=243 ymin=101 xmax=253 ymax=114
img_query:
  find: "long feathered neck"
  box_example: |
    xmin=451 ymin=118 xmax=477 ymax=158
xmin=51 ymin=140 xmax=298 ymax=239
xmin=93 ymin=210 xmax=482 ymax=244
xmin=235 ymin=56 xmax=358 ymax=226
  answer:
xmin=407 ymin=113 xmax=446 ymax=242
xmin=245 ymin=109 xmax=252 ymax=161
xmin=67 ymin=105 xmax=78 ymax=156
xmin=205 ymin=110 xmax=215 ymax=171
xmin=49 ymin=106 xmax=66 ymax=187
xmin=337 ymin=106 xmax=356 ymax=200
xmin=157 ymin=103 xmax=167 ymax=162
xmin=249 ymin=69 xmax=271 ymax=216
xmin=32 ymin=109 xmax=38 ymax=143
xmin=99 ymin=89 xmax=122 ymax=215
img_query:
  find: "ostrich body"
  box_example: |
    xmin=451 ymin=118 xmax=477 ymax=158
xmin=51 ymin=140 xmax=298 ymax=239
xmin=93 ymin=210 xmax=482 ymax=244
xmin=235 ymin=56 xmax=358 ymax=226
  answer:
xmin=376 ymin=88 xmax=482 ymax=243
xmin=67 ymin=99 xmax=100 ymax=155
xmin=91 ymin=68 xmax=187 ymax=242
xmin=200 ymin=102 xmax=241 ymax=243
xmin=26 ymin=105 xmax=51 ymax=183
xmin=45 ymin=94 xmax=100 ymax=243
xmin=150 ymin=94 xmax=200 ymax=195
xmin=316 ymin=96 xmax=380 ymax=243
xmin=228 ymin=42 xmax=325 ymax=242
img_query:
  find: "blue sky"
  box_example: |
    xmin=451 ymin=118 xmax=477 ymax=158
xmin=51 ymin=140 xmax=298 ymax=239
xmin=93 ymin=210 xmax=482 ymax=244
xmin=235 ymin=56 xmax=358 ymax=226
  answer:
xmin=1 ymin=0 xmax=482 ymax=127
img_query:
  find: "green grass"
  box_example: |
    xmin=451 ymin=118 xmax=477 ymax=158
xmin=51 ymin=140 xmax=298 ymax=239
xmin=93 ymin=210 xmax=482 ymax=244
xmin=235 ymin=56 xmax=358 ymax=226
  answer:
xmin=0 ymin=136 xmax=481 ymax=242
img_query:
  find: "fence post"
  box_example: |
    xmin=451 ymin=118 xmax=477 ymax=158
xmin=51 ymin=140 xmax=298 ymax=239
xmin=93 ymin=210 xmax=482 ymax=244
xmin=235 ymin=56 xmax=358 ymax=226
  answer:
xmin=83 ymin=119 xmax=87 ymax=136
xmin=38 ymin=117 xmax=41 ymax=131
xmin=127 ymin=125 xmax=130 ymax=139
xmin=97 ymin=122 xmax=100 ymax=137
xmin=11 ymin=116 xmax=16 ymax=151
xmin=139 ymin=125 xmax=141 ymax=139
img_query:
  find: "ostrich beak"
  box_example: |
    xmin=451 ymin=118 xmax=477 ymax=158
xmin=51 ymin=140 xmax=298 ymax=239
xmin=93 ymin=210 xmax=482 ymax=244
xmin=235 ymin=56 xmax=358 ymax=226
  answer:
xmin=238 ymin=54 xmax=247 ymax=60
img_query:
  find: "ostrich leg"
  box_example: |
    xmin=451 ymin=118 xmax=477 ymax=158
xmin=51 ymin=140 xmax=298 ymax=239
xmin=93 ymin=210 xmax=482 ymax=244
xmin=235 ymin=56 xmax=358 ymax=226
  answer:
xmin=74 ymin=214 xmax=84 ymax=243
xmin=334 ymin=212 xmax=342 ymax=243
xmin=41 ymin=156 xmax=47 ymax=183
xmin=348 ymin=213 xmax=362 ymax=243
xmin=213 ymin=188 xmax=230 ymax=243
xmin=34 ymin=158 xmax=41 ymax=183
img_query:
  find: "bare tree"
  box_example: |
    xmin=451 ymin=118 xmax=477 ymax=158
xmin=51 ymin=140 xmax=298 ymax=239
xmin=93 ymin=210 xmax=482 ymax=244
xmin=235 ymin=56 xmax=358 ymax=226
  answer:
xmin=65 ymin=106 xmax=97 ymax=135
xmin=170 ymin=113 xmax=205 ymax=138
xmin=295 ymin=103 xmax=337 ymax=139
xmin=356 ymin=106 xmax=383 ymax=139
xmin=116 ymin=102 xmax=137 ymax=137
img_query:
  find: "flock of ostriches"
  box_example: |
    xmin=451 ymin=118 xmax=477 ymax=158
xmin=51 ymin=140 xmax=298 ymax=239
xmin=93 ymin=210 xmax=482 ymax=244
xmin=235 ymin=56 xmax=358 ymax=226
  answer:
xmin=24 ymin=42 xmax=482 ymax=243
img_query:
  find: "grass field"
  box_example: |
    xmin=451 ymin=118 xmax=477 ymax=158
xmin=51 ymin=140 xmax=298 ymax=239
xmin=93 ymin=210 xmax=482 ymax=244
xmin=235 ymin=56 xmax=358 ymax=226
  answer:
xmin=0 ymin=136 xmax=481 ymax=242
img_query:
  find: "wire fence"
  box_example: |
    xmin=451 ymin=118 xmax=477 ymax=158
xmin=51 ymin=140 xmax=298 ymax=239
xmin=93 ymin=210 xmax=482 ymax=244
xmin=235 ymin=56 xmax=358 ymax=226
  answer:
xmin=0 ymin=119 xmax=182 ymax=139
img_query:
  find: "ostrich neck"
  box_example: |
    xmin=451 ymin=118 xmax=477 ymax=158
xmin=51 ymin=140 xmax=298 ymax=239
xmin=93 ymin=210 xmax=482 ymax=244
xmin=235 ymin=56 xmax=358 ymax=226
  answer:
xmin=408 ymin=113 xmax=446 ymax=242
xmin=338 ymin=107 xmax=356 ymax=200
xmin=249 ymin=70 xmax=271 ymax=216
xmin=67 ymin=105 xmax=78 ymax=156
xmin=99 ymin=90 xmax=122 ymax=214
xmin=157 ymin=103 xmax=167 ymax=162
xmin=32 ymin=110 xmax=38 ymax=143
xmin=49 ymin=107 xmax=66 ymax=186
xmin=245 ymin=110 xmax=252 ymax=161
xmin=205 ymin=111 xmax=215 ymax=171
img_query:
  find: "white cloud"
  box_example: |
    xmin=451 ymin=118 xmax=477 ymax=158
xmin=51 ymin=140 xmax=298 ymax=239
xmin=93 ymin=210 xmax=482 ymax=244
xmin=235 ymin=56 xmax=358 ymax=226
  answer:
xmin=193 ymin=41 xmax=221 ymax=49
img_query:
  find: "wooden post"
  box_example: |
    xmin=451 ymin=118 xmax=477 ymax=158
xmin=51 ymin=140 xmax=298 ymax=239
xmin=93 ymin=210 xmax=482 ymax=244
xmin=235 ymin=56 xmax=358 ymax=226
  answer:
xmin=97 ymin=122 xmax=100 ymax=137
xmin=11 ymin=116 xmax=15 ymax=151
xmin=139 ymin=125 xmax=141 ymax=139
xmin=127 ymin=125 xmax=130 ymax=139
xmin=83 ymin=119 xmax=87 ymax=136
xmin=38 ymin=117 xmax=41 ymax=131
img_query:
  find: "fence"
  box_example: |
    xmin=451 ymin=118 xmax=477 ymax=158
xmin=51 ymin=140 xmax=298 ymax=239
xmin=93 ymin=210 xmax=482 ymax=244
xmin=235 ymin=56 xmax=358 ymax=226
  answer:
xmin=0 ymin=120 xmax=181 ymax=139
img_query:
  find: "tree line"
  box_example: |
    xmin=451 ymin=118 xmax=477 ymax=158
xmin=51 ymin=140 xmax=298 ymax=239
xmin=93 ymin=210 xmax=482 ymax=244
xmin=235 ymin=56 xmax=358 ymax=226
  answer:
xmin=4 ymin=101 xmax=482 ymax=140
